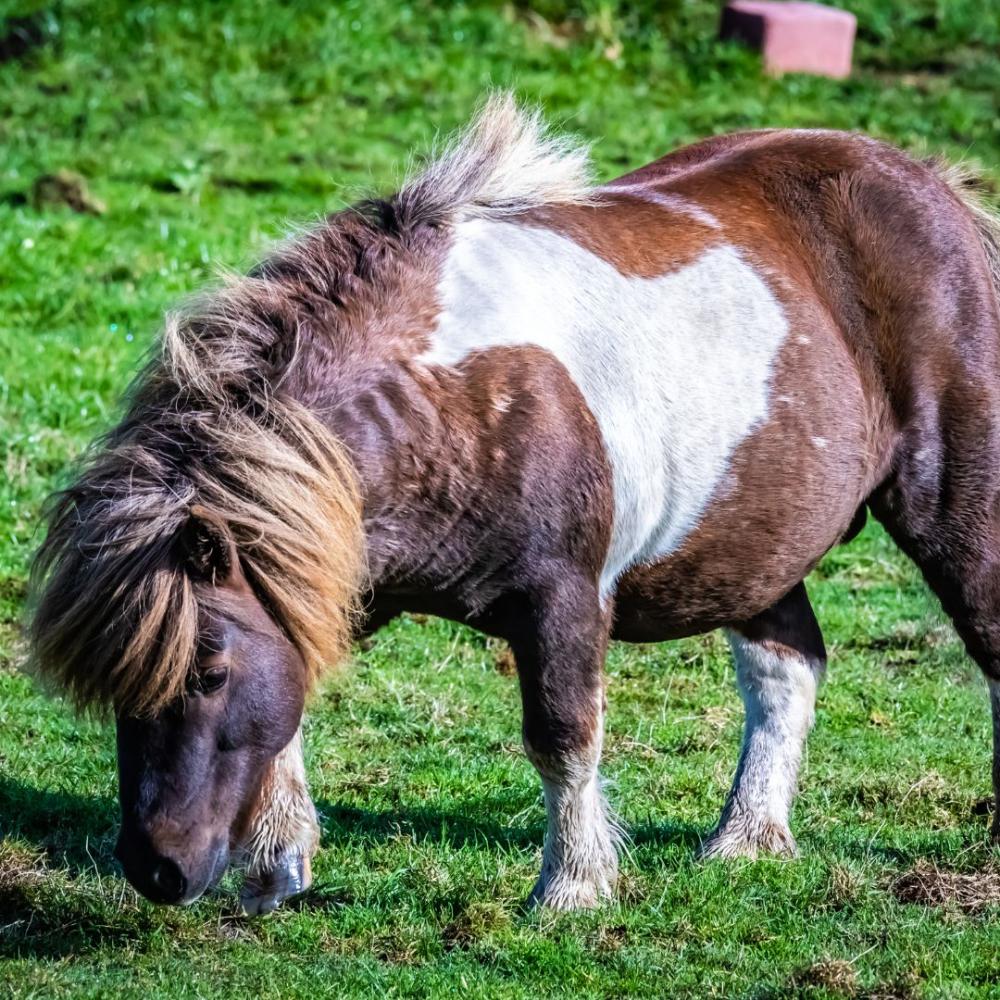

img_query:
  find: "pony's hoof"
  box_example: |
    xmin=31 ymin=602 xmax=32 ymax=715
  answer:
xmin=239 ymin=853 xmax=312 ymax=915
xmin=527 ymin=867 xmax=616 ymax=911
xmin=699 ymin=817 xmax=798 ymax=860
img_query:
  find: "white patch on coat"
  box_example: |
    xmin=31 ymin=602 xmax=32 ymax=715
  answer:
xmin=599 ymin=183 xmax=722 ymax=228
xmin=702 ymin=633 xmax=823 ymax=859
xmin=420 ymin=218 xmax=790 ymax=597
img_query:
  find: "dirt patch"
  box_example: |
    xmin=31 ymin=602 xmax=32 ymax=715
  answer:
xmin=890 ymin=858 xmax=1000 ymax=913
xmin=787 ymin=959 xmax=921 ymax=1000
xmin=32 ymin=170 xmax=106 ymax=215
xmin=589 ymin=923 xmax=628 ymax=954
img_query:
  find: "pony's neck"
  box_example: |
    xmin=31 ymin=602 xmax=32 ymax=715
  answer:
xmin=316 ymin=359 xmax=480 ymax=591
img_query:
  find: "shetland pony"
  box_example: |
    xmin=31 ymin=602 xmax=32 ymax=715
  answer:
xmin=29 ymin=96 xmax=1000 ymax=912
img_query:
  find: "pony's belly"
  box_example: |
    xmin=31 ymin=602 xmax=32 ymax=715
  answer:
xmin=612 ymin=542 xmax=827 ymax=642
xmin=611 ymin=478 xmax=857 ymax=641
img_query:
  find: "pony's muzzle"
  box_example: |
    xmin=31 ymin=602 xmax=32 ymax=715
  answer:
xmin=115 ymin=827 xmax=229 ymax=906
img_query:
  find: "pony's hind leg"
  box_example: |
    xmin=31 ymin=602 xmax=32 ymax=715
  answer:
xmin=873 ymin=482 xmax=1000 ymax=843
xmin=237 ymin=727 xmax=320 ymax=915
xmin=990 ymin=682 xmax=1000 ymax=840
xmin=701 ymin=582 xmax=825 ymax=859
xmin=515 ymin=576 xmax=622 ymax=910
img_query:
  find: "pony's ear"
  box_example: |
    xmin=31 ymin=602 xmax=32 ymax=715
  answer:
xmin=180 ymin=506 xmax=243 ymax=587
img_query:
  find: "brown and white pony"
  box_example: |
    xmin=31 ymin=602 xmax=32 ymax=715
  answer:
xmin=28 ymin=95 xmax=1000 ymax=913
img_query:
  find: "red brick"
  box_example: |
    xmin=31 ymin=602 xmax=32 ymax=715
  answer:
xmin=720 ymin=1 xmax=856 ymax=79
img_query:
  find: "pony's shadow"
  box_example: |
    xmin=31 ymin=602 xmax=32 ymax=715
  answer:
xmin=0 ymin=775 xmax=129 ymax=959
xmin=287 ymin=796 xmax=705 ymax=912
xmin=0 ymin=774 xmax=119 ymax=878
xmin=316 ymin=797 xmax=704 ymax=853
xmin=1 ymin=776 xmax=705 ymax=881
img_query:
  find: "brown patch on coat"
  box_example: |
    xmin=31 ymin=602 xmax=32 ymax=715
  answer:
xmin=340 ymin=342 xmax=614 ymax=757
xmin=610 ymin=128 xmax=1000 ymax=640
xmin=522 ymin=193 xmax=718 ymax=278
xmin=346 ymin=343 xmax=613 ymax=599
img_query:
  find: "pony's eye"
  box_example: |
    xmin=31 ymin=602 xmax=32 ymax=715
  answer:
xmin=195 ymin=665 xmax=229 ymax=694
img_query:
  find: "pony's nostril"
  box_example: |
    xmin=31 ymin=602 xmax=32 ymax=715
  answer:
xmin=150 ymin=859 xmax=186 ymax=902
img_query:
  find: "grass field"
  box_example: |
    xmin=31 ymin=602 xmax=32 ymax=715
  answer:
xmin=2 ymin=1 xmax=1000 ymax=996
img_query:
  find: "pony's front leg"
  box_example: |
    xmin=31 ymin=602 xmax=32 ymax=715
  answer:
xmin=701 ymin=582 xmax=825 ymax=859
xmin=516 ymin=576 xmax=622 ymax=910
xmin=237 ymin=727 xmax=320 ymax=914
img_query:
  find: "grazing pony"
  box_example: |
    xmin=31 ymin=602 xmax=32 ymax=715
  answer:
xmin=29 ymin=96 xmax=1000 ymax=913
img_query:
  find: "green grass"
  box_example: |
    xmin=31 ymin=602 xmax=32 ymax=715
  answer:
xmin=2 ymin=0 xmax=1000 ymax=996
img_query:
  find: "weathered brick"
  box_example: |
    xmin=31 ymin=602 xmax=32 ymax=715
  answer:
xmin=720 ymin=1 xmax=856 ymax=79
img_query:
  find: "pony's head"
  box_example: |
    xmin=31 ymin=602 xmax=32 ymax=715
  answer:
xmin=112 ymin=507 xmax=312 ymax=904
xmin=27 ymin=283 xmax=364 ymax=905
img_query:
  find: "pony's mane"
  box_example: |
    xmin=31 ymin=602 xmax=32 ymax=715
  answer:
xmin=27 ymin=94 xmax=586 ymax=715
xmin=395 ymin=92 xmax=594 ymax=224
xmin=28 ymin=277 xmax=366 ymax=716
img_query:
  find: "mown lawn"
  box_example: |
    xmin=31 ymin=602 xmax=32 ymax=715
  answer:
xmin=2 ymin=1 xmax=1000 ymax=997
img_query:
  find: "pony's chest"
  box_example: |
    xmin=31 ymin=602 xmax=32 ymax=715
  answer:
xmin=419 ymin=219 xmax=791 ymax=595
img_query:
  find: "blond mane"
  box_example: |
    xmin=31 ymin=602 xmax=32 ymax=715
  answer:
xmin=398 ymin=92 xmax=594 ymax=222
xmin=29 ymin=276 xmax=365 ymax=717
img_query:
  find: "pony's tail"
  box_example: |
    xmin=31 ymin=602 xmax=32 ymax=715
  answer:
xmin=930 ymin=158 xmax=1000 ymax=305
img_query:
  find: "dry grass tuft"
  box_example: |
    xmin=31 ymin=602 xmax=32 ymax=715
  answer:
xmin=825 ymin=863 xmax=866 ymax=909
xmin=793 ymin=957 xmax=859 ymax=996
xmin=441 ymin=900 xmax=510 ymax=951
xmin=491 ymin=643 xmax=518 ymax=677
xmin=0 ymin=842 xmax=48 ymax=896
xmin=890 ymin=858 xmax=1000 ymax=913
